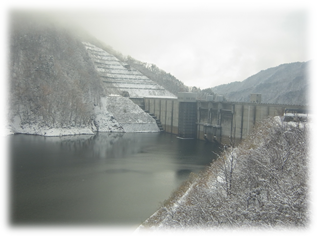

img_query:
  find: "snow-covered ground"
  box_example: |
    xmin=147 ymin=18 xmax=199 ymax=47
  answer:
xmin=104 ymin=95 xmax=159 ymax=132
xmin=138 ymin=116 xmax=309 ymax=230
xmin=8 ymin=95 xmax=159 ymax=136
xmin=7 ymin=42 xmax=174 ymax=137
xmin=93 ymin=97 xmax=124 ymax=132
xmin=9 ymin=115 xmax=95 ymax=136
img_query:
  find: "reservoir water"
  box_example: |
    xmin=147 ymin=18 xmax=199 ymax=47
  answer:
xmin=10 ymin=132 xmax=220 ymax=227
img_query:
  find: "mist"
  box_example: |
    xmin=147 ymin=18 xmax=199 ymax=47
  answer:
xmin=6 ymin=4 xmax=310 ymax=89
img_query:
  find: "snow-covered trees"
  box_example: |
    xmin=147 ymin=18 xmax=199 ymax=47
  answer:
xmin=142 ymin=117 xmax=308 ymax=229
xmin=9 ymin=13 xmax=104 ymax=130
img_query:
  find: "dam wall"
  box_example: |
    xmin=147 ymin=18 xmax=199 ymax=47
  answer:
xmin=196 ymin=101 xmax=305 ymax=145
xmin=144 ymin=97 xmax=179 ymax=134
xmin=141 ymin=96 xmax=307 ymax=145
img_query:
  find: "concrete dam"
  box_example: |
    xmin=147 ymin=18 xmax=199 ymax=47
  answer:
xmin=83 ymin=42 xmax=307 ymax=145
xmin=131 ymin=93 xmax=307 ymax=145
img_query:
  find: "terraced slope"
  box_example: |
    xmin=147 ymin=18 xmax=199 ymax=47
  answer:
xmin=83 ymin=42 xmax=176 ymax=98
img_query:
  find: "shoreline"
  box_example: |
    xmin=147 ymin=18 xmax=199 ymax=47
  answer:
xmin=6 ymin=127 xmax=163 ymax=137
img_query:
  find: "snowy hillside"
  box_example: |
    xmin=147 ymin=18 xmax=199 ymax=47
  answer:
xmin=8 ymin=14 xmax=162 ymax=136
xmin=105 ymin=96 xmax=159 ymax=132
xmin=83 ymin=42 xmax=176 ymax=98
xmin=10 ymin=95 xmax=160 ymax=136
xmin=9 ymin=14 xmax=103 ymax=136
xmin=139 ymin=117 xmax=308 ymax=229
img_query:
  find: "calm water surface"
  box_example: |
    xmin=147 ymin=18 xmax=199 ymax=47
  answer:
xmin=10 ymin=132 xmax=220 ymax=227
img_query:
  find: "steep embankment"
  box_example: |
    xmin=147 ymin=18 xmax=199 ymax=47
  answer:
xmin=8 ymin=13 xmax=160 ymax=136
xmin=94 ymin=96 xmax=159 ymax=133
xmin=212 ymin=62 xmax=309 ymax=105
xmin=139 ymin=117 xmax=308 ymax=230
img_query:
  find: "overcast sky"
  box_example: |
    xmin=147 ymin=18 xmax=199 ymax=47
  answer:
xmin=4 ymin=1 xmax=313 ymax=90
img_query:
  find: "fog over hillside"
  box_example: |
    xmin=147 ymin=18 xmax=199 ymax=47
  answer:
xmin=8 ymin=12 xmax=183 ymax=136
xmin=211 ymin=61 xmax=309 ymax=105
xmin=9 ymin=13 xmax=104 ymax=131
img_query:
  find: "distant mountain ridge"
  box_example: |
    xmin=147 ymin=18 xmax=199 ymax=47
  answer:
xmin=211 ymin=62 xmax=309 ymax=105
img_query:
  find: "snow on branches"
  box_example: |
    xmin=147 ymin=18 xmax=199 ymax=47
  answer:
xmin=141 ymin=117 xmax=309 ymax=230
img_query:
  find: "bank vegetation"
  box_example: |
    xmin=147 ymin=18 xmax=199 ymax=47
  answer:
xmin=141 ymin=117 xmax=309 ymax=230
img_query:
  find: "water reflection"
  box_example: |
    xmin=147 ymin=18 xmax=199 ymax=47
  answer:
xmin=91 ymin=133 xmax=160 ymax=159
xmin=176 ymin=169 xmax=193 ymax=178
xmin=10 ymin=132 xmax=220 ymax=225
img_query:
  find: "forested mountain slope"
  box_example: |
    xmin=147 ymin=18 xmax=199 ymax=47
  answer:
xmin=9 ymin=13 xmax=104 ymax=132
xmin=140 ymin=117 xmax=308 ymax=229
xmin=8 ymin=13 xmax=174 ymax=136
xmin=211 ymin=62 xmax=309 ymax=105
